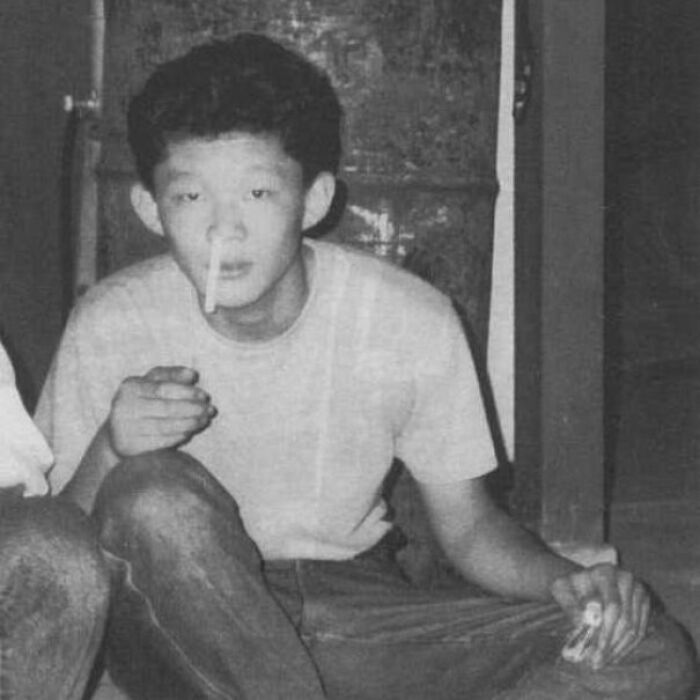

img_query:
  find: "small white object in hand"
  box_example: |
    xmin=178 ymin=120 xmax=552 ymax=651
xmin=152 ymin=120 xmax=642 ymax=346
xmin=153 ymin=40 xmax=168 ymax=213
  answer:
xmin=561 ymin=600 xmax=603 ymax=664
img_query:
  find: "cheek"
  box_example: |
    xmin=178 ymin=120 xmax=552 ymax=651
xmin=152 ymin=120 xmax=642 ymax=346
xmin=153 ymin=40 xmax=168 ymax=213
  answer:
xmin=247 ymin=206 xmax=300 ymax=248
xmin=162 ymin=223 xmax=207 ymax=279
xmin=163 ymin=209 xmax=208 ymax=248
xmin=167 ymin=205 xmax=207 ymax=232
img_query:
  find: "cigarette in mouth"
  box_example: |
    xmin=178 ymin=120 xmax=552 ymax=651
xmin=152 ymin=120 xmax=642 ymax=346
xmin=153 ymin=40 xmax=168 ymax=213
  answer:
xmin=204 ymin=238 xmax=222 ymax=314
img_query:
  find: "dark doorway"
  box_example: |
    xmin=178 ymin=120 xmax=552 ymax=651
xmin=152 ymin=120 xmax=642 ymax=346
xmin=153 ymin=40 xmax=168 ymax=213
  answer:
xmin=606 ymin=0 xmax=700 ymax=505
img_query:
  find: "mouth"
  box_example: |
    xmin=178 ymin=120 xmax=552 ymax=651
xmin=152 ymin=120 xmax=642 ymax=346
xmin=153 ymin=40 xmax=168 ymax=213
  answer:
xmin=217 ymin=261 xmax=253 ymax=279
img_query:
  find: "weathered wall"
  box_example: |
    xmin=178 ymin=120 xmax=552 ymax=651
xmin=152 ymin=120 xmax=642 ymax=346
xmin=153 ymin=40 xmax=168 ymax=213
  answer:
xmin=99 ymin=0 xmax=501 ymax=344
xmin=0 ymin=1 xmax=89 ymax=405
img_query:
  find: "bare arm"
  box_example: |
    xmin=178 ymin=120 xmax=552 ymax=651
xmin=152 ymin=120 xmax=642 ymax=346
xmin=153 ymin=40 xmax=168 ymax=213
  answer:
xmin=62 ymin=422 xmax=119 ymax=512
xmin=418 ymin=475 xmax=579 ymax=600
xmin=419 ymin=474 xmax=650 ymax=668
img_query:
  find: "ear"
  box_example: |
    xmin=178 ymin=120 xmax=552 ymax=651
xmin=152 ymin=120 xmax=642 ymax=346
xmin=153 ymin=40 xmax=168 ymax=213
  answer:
xmin=130 ymin=182 xmax=164 ymax=236
xmin=302 ymin=172 xmax=336 ymax=231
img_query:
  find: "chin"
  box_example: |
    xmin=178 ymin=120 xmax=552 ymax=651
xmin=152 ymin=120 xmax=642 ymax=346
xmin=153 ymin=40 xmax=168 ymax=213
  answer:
xmin=215 ymin=291 xmax=265 ymax=313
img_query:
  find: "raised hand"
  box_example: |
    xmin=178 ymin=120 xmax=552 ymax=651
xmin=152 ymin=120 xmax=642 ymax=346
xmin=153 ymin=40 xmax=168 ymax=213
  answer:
xmin=107 ymin=366 xmax=216 ymax=457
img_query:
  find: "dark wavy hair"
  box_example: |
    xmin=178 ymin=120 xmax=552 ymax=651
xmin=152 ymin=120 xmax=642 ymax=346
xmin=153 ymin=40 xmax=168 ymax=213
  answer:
xmin=127 ymin=33 xmax=343 ymax=191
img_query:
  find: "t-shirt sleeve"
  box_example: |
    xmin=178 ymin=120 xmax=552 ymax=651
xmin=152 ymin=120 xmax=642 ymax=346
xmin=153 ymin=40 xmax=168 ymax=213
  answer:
xmin=394 ymin=302 xmax=496 ymax=484
xmin=34 ymin=300 xmax=117 ymax=493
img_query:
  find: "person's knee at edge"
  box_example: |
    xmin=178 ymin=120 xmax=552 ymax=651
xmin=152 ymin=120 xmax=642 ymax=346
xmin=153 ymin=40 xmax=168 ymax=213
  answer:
xmin=0 ymin=497 xmax=110 ymax=641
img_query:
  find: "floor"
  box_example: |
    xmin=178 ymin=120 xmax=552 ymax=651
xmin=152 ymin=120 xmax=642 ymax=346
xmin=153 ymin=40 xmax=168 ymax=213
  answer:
xmin=608 ymin=358 xmax=700 ymax=663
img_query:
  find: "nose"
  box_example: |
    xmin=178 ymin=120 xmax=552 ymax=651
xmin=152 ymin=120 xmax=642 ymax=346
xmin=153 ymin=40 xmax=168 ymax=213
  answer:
xmin=208 ymin=199 xmax=246 ymax=242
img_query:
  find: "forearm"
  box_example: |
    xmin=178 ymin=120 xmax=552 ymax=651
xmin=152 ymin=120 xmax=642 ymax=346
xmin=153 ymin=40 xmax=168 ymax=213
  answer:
xmin=442 ymin=504 xmax=581 ymax=601
xmin=420 ymin=477 xmax=581 ymax=601
xmin=61 ymin=422 xmax=120 ymax=513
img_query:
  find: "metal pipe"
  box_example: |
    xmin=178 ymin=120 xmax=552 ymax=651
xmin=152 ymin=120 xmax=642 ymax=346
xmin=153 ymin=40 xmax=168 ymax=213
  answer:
xmin=64 ymin=0 xmax=104 ymax=117
xmin=89 ymin=0 xmax=105 ymax=119
xmin=63 ymin=0 xmax=105 ymax=299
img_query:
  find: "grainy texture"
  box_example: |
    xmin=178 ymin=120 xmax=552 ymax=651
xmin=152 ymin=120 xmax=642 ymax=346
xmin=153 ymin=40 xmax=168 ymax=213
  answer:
xmin=99 ymin=0 xmax=501 ymax=345
xmin=96 ymin=0 xmax=501 ymax=588
xmin=0 ymin=0 xmax=90 ymax=404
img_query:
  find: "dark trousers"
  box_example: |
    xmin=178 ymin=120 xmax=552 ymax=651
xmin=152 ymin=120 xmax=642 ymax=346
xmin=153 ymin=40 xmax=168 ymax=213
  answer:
xmin=0 ymin=490 xmax=110 ymax=699
xmin=93 ymin=450 xmax=697 ymax=700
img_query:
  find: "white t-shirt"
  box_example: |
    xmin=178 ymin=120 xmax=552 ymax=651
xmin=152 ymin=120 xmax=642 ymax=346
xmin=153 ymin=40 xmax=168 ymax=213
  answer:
xmin=35 ymin=240 xmax=495 ymax=559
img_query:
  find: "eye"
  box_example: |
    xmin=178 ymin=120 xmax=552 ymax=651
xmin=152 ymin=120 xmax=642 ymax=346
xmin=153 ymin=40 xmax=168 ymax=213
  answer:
xmin=250 ymin=188 xmax=270 ymax=200
xmin=168 ymin=190 xmax=203 ymax=205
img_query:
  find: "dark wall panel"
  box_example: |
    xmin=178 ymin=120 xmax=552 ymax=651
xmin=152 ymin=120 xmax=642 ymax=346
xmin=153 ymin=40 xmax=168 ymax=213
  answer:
xmin=0 ymin=1 xmax=89 ymax=405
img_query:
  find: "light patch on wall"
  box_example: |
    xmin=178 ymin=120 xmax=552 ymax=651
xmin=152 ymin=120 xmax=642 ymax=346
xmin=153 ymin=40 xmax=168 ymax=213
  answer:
xmin=348 ymin=202 xmax=414 ymax=259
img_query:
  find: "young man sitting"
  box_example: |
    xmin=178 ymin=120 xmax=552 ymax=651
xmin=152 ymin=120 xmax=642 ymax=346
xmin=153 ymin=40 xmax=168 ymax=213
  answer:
xmin=36 ymin=33 xmax=696 ymax=699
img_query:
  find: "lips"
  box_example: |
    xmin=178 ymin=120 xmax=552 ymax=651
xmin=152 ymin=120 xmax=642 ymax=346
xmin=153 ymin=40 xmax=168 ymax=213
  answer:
xmin=218 ymin=261 xmax=252 ymax=278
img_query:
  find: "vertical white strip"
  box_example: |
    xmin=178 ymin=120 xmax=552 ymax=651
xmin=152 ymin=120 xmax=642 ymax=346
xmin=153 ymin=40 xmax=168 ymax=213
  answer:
xmin=312 ymin=256 xmax=350 ymax=557
xmin=488 ymin=0 xmax=515 ymax=459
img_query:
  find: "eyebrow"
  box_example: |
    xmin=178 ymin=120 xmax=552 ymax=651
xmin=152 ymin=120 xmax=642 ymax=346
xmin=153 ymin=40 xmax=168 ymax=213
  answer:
xmin=242 ymin=163 xmax=288 ymax=178
xmin=159 ymin=170 xmax=199 ymax=187
xmin=156 ymin=155 xmax=298 ymax=190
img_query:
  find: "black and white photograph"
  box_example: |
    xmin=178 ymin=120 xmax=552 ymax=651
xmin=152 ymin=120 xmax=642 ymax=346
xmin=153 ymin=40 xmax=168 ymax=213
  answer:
xmin=0 ymin=1 xmax=698 ymax=698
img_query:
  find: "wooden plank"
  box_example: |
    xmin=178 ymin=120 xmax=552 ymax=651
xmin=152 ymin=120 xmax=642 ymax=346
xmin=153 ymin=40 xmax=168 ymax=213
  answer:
xmin=513 ymin=0 xmax=606 ymax=545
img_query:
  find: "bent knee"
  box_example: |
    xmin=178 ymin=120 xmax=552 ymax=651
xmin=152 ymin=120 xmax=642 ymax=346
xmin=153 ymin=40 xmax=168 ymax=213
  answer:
xmin=0 ymin=498 xmax=109 ymax=612
xmin=94 ymin=450 xmax=213 ymax=547
xmin=1 ymin=496 xmax=102 ymax=560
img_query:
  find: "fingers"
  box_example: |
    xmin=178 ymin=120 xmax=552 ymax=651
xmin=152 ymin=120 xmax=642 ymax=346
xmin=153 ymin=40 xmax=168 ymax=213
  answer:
xmin=109 ymin=366 xmax=217 ymax=456
xmin=144 ymin=365 xmax=198 ymax=385
xmin=554 ymin=564 xmax=651 ymax=670
xmin=130 ymin=380 xmax=212 ymax=413
xmin=589 ymin=565 xmax=623 ymax=666
xmin=119 ymin=367 xmax=211 ymax=409
xmin=609 ymin=581 xmax=650 ymax=663
xmin=139 ymin=373 xmax=206 ymax=402
xmin=153 ymin=410 xmax=216 ymax=436
xmin=593 ymin=565 xmax=650 ymax=668
xmin=605 ymin=568 xmax=634 ymax=652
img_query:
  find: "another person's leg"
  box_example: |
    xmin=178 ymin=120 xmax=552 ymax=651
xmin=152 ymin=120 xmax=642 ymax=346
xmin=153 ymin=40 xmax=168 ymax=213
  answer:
xmin=93 ymin=449 xmax=326 ymax=700
xmin=285 ymin=544 xmax=697 ymax=700
xmin=0 ymin=490 xmax=110 ymax=700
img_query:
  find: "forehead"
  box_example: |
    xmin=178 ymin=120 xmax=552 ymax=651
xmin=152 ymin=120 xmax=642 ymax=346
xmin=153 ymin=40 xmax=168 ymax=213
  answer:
xmin=155 ymin=131 xmax=301 ymax=183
